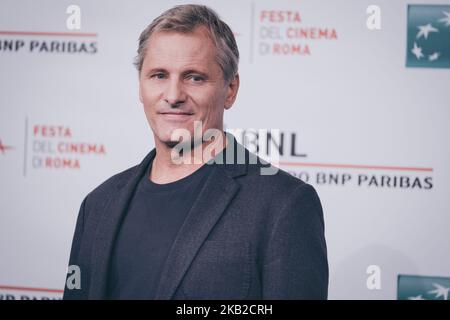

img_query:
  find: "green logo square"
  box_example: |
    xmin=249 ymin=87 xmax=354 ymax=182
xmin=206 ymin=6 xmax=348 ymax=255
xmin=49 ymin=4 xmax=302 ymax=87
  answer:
xmin=398 ymin=274 xmax=450 ymax=300
xmin=406 ymin=5 xmax=450 ymax=68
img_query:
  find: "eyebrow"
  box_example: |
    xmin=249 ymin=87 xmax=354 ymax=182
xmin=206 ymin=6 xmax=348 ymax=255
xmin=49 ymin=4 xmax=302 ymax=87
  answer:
xmin=145 ymin=68 xmax=166 ymax=77
xmin=145 ymin=68 xmax=209 ymax=78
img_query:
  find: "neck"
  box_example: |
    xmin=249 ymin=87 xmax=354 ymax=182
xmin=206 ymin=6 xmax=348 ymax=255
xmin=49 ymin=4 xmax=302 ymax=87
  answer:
xmin=150 ymin=131 xmax=228 ymax=184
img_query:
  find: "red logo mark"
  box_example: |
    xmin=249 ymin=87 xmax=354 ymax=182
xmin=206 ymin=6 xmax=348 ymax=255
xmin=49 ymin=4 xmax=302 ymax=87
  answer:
xmin=0 ymin=139 xmax=14 ymax=154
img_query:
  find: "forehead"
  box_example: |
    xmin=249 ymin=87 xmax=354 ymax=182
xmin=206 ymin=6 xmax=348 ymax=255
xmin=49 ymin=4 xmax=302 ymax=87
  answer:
xmin=144 ymin=27 xmax=219 ymax=70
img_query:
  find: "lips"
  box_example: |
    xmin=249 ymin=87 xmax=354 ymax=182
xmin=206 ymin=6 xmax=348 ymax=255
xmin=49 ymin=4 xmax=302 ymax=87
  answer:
xmin=159 ymin=111 xmax=194 ymax=121
xmin=160 ymin=112 xmax=194 ymax=115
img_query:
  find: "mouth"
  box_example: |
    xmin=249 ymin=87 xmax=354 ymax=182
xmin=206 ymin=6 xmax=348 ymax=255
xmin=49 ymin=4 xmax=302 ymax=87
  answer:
xmin=159 ymin=111 xmax=195 ymax=121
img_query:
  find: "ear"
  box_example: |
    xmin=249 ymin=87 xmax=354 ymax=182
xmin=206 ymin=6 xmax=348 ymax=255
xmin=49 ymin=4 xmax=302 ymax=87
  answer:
xmin=139 ymin=79 xmax=144 ymax=103
xmin=224 ymin=73 xmax=240 ymax=110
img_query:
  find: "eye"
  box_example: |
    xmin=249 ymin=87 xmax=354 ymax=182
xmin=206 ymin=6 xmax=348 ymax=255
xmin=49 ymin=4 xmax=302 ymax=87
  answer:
xmin=187 ymin=74 xmax=205 ymax=82
xmin=150 ymin=73 xmax=166 ymax=80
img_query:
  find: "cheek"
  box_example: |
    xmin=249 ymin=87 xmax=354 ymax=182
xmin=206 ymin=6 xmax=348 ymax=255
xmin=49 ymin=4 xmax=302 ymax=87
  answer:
xmin=141 ymin=86 xmax=153 ymax=104
xmin=207 ymin=92 xmax=226 ymax=120
xmin=193 ymin=88 xmax=225 ymax=112
xmin=141 ymin=89 xmax=162 ymax=118
xmin=140 ymin=81 xmax=159 ymax=102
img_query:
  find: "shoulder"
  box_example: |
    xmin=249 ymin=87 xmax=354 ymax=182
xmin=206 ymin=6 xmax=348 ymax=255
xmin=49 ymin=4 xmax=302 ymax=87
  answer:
xmin=84 ymin=163 xmax=140 ymax=205
xmin=242 ymin=152 xmax=311 ymax=195
xmin=225 ymin=147 xmax=322 ymax=213
xmin=83 ymin=149 xmax=155 ymax=205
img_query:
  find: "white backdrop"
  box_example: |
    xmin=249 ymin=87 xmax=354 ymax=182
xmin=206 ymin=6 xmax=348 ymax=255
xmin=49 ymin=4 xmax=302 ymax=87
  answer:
xmin=1 ymin=0 xmax=449 ymax=300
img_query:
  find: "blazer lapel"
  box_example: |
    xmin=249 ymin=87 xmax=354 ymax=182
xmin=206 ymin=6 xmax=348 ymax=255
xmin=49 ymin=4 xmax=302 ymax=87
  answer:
xmin=88 ymin=149 xmax=156 ymax=299
xmin=153 ymin=165 xmax=241 ymax=299
xmin=89 ymin=132 xmax=249 ymax=299
xmin=154 ymin=133 xmax=248 ymax=300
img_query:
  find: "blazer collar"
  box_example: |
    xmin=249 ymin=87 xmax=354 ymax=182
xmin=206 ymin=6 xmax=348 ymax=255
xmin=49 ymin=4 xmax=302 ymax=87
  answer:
xmin=89 ymin=132 xmax=248 ymax=299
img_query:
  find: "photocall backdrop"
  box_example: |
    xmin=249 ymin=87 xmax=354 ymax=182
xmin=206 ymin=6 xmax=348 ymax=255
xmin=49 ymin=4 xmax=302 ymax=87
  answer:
xmin=1 ymin=0 xmax=449 ymax=300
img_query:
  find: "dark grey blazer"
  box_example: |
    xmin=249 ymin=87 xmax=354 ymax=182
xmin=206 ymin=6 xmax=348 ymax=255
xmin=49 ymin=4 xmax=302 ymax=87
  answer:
xmin=63 ymin=133 xmax=328 ymax=300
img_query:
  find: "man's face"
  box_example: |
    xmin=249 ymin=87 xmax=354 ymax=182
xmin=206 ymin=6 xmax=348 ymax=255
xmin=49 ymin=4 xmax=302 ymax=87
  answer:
xmin=139 ymin=26 xmax=239 ymax=149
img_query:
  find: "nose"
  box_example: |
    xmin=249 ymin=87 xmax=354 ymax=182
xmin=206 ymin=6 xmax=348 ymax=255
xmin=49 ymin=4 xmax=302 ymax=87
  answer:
xmin=164 ymin=77 xmax=186 ymax=107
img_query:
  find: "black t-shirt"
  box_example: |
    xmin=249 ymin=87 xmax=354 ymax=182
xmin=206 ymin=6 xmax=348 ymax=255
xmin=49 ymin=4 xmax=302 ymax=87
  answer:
xmin=106 ymin=159 xmax=214 ymax=299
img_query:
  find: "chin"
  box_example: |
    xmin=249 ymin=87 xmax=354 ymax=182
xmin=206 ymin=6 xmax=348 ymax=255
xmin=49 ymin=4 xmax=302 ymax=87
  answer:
xmin=163 ymin=140 xmax=180 ymax=149
xmin=153 ymin=124 xmax=203 ymax=149
xmin=155 ymin=131 xmax=183 ymax=148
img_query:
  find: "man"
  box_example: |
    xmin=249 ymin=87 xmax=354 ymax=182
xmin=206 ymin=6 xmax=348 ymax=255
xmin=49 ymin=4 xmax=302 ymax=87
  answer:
xmin=63 ymin=4 xmax=328 ymax=300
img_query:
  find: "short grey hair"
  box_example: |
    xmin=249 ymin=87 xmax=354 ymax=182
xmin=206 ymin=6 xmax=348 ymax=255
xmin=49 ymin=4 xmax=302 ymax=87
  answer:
xmin=134 ymin=4 xmax=239 ymax=83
